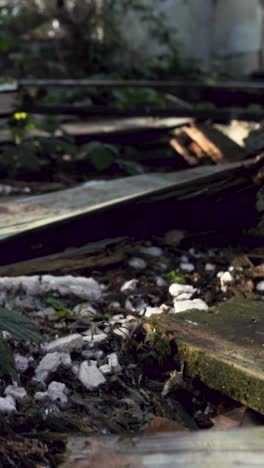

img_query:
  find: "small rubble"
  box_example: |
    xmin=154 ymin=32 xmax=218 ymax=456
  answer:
xmin=78 ymin=361 xmax=106 ymax=390
xmin=140 ymin=246 xmax=163 ymax=257
xmin=169 ymin=283 xmax=197 ymax=300
xmin=218 ymin=271 xmax=234 ymax=293
xmin=173 ymin=299 xmax=209 ymax=313
xmin=4 ymin=385 xmax=27 ymax=402
xmin=256 ymin=280 xmax=264 ymax=293
xmin=42 ymin=334 xmax=83 ymax=353
xmin=47 ymin=381 xmax=68 ymax=407
xmin=0 ymin=396 xmax=16 ymax=414
xmin=128 ymin=257 xmax=147 ymax=269
xmin=121 ymin=279 xmax=138 ymax=292
xmin=35 ymin=352 xmax=72 ymax=382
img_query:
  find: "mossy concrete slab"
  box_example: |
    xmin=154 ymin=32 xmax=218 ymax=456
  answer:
xmin=153 ymin=298 xmax=264 ymax=414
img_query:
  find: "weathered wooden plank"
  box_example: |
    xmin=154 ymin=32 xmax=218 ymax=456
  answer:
xmin=0 ymin=161 xmax=254 ymax=244
xmin=0 ymin=238 xmax=129 ymax=276
xmin=61 ymin=428 xmax=264 ymax=467
xmin=152 ymin=298 xmax=264 ymax=414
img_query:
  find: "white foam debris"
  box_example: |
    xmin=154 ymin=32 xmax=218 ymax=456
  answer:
xmin=169 ymin=283 xmax=197 ymax=299
xmin=42 ymin=334 xmax=83 ymax=354
xmin=47 ymin=381 xmax=68 ymax=406
xmin=218 ymin=271 xmax=234 ymax=292
xmin=121 ymin=279 xmax=138 ymax=292
xmin=0 ymin=276 xmax=102 ymax=301
xmin=180 ymin=262 xmax=195 ymax=273
xmin=78 ymin=361 xmax=106 ymax=390
xmin=205 ymin=263 xmax=216 ymax=272
xmin=140 ymin=246 xmax=163 ymax=257
xmin=0 ymin=396 xmax=16 ymax=413
xmin=4 ymin=385 xmax=27 ymax=402
xmin=256 ymin=281 xmax=264 ymax=293
xmin=173 ymin=299 xmax=208 ymax=313
xmin=140 ymin=307 xmax=163 ymax=318
xmin=128 ymin=258 xmax=147 ymax=270
xmin=35 ymin=352 xmax=71 ymax=382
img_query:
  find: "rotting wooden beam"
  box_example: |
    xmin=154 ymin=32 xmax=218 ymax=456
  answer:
xmin=61 ymin=428 xmax=264 ymax=468
xmin=149 ymin=298 xmax=264 ymax=414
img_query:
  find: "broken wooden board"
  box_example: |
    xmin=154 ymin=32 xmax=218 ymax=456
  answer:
xmin=151 ymin=298 xmax=264 ymax=414
xmin=0 ymin=160 xmax=254 ymax=243
xmin=0 ymin=238 xmax=129 ymax=276
xmin=0 ymin=117 xmax=191 ymax=144
xmin=61 ymin=428 xmax=264 ymax=468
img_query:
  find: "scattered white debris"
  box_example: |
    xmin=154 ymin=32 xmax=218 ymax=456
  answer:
xmin=14 ymin=354 xmax=30 ymax=373
xmin=109 ymin=314 xmax=125 ymax=324
xmin=73 ymin=303 xmax=97 ymax=317
xmin=140 ymin=246 xmax=163 ymax=257
xmin=109 ymin=301 xmax=121 ymax=309
xmin=0 ymin=396 xmax=16 ymax=413
xmin=78 ymin=361 xmax=106 ymax=390
xmin=156 ymin=277 xmax=167 ymax=287
xmin=0 ymin=276 xmax=102 ymax=301
xmin=121 ymin=279 xmax=138 ymax=292
xmin=107 ymin=353 xmax=122 ymax=373
xmin=256 ymin=281 xmax=264 ymax=293
xmin=169 ymin=283 xmax=197 ymax=299
xmin=218 ymin=271 xmax=234 ymax=293
xmin=83 ymin=330 xmax=107 ymax=346
xmin=125 ymin=296 xmax=148 ymax=313
xmin=180 ymin=255 xmax=189 ymax=263
xmin=113 ymin=317 xmax=137 ymax=340
xmin=35 ymin=352 xmax=71 ymax=382
xmin=164 ymin=230 xmax=186 ymax=246
xmin=205 ymin=263 xmax=216 ymax=272
xmin=128 ymin=258 xmax=147 ymax=270
xmin=173 ymin=299 xmax=208 ymax=313
xmin=42 ymin=334 xmax=83 ymax=354
xmin=47 ymin=381 xmax=68 ymax=407
xmin=180 ymin=262 xmax=195 ymax=273
xmin=140 ymin=307 xmax=163 ymax=318
xmin=34 ymin=391 xmax=48 ymax=401
xmin=99 ymin=364 xmax=112 ymax=375
xmin=4 ymin=385 xmax=27 ymax=402
xmin=81 ymin=350 xmax=104 ymax=360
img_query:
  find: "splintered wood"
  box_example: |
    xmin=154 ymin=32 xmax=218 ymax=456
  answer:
xmin=170 ymin=123 xmax=247 ymax=166
xmin=150 ymin=298 xmax=264 ymax=414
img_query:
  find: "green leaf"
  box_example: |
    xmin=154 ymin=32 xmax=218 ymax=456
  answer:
xmin=0 ymin=307 xmax=41 ymax=343
xmin=0 ymin=336 xmax=18 ymax=380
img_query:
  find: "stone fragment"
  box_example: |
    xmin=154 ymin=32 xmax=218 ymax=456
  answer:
xmin=78 ymin=361 xmax=106 ymax=390
xmin=121 ymin=279 xmax=138 ymax=292
xmin=173 ymin=299 xmax=208 ymax=313
xmin=256 ymin=281 xmax=264 ymax=293
xmin=169 ymin=283 xmax=197 ymax=299
xmin=140 ymin=307 xmax=163 ymax=318
xmin=180 ymin=262 xmax=195 ymax=273
xmin=140 ymin=246 xmax=163 ymax=257
xmin=128 ymin=258 xmax=147 ymax=270
xmin=4 ymin=385 xmax=27 ymax=402
xmin=14 ymin=354 xmax=30 ymax=373
xmin=43 ymin=334 xmax=83 ymax=353
xmin=35 ymin=352 xmax=72 ymax=382
xmin=107 ymin=353 xmax=122 ymax=373
xmin=47 ymin=381 xmax=68 ymax=407
xmin=0 ymin=396 xmax=16 ymax=413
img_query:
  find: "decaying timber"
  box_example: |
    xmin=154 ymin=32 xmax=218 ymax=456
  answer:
xmin=149 ymin=298 xmax=264 ymax=414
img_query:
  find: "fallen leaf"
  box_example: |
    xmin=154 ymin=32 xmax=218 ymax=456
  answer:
xmin=144 ymin=416 xmax=188 ymax=434
xmin=211 ymin=406 xmax=246 ymax=429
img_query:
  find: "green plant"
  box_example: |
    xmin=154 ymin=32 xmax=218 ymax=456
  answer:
xmin=0 ymin=307 xmax=41 ymax=380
